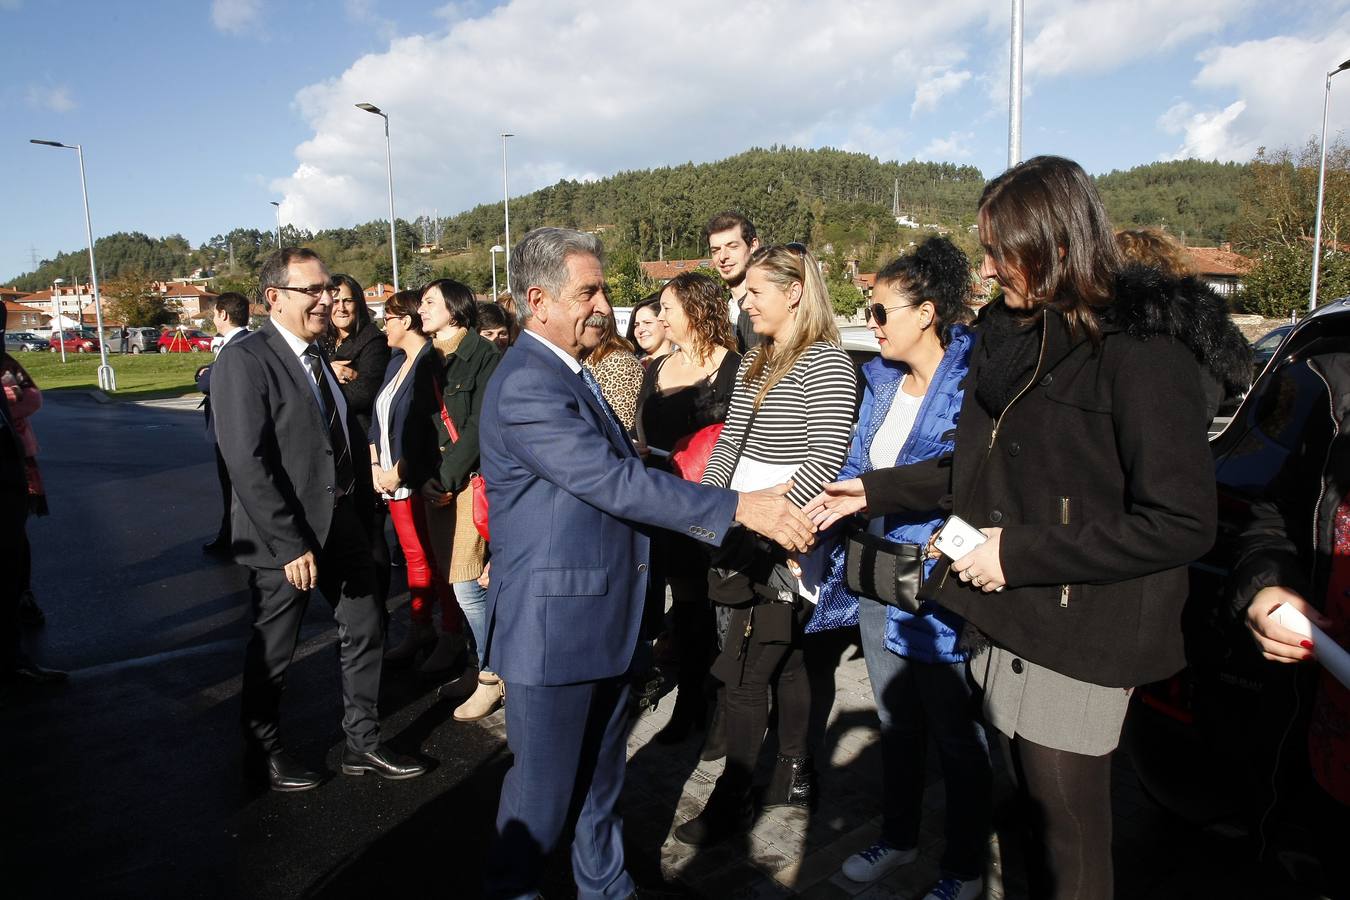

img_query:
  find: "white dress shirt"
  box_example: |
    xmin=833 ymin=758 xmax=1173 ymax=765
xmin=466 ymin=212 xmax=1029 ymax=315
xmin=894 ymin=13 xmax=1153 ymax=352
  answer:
xmin=522 ymin=327 xmax=582 ymax=375
xmin=271 ymin=318 xmax=352 ymax=448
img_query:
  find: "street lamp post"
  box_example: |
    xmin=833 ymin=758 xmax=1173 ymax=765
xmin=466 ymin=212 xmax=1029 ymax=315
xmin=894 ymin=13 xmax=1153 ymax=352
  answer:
xmin=1310 ymin=57 xmax=1350 ymax=312
xmin=269 ymin=200 xmax=282 ymax=248
xmin=501 ymin=133 xmax=514 ymax=294
xmin=490 ymin=244 xmax=505 ymax=300
xmin=357 ymin=103 xmax=400 ymax=292
xmin=1008 ymin=0 xmax=1024 ymax=169
xmin=51 ymin=277 xmax=67 ymax=363
xmin=31 ymin=139 xmax=115 ymax=390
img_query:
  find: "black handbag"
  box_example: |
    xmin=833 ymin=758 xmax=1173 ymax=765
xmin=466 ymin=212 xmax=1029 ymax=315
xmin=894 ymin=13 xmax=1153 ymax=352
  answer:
xmin=843 ymin=527 xmax=925 ymax=613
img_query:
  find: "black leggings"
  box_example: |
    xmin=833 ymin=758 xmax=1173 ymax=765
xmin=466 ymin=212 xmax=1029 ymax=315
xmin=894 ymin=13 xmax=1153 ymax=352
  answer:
xmin=720 ymin=604 xmax=811 ymax=781
xmin=1006 ymin=735 xmax=1114 ymax=900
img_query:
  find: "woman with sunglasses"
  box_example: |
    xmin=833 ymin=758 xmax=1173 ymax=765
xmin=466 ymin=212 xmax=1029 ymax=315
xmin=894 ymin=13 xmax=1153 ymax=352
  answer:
xmin=327 ymin=274 xmax=392 ymax=604
xmin=811 ymin=157 xmax=1242 ymax=898
xmin=675 ymin=243 xmax=856 ymax=846
xmin=804 ymin=237 xmax=991 ymax=900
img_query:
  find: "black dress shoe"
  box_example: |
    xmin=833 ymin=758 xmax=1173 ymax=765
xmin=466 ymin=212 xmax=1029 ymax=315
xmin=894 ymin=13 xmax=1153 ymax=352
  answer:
xmin=262 ymin=751 xmax=322 ymax=792
xmin=341 ymin=744 xmax=427 ymax=780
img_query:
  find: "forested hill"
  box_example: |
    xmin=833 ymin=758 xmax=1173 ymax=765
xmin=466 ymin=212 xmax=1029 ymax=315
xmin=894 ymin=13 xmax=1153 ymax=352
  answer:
xmin=9 ymin=148 xmax=1252 ymax=291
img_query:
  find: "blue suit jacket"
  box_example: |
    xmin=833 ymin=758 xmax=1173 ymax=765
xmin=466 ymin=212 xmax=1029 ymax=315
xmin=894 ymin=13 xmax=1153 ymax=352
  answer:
xmin=479 ymin=331 xmax=738 ymax=686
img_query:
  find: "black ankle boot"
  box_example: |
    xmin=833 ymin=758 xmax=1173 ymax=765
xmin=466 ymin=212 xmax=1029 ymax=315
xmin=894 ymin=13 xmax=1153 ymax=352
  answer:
xmin=673 ymin=772 xmax=752 ymax=846
xmin=761 ymin=754 xmax=815 ymax=810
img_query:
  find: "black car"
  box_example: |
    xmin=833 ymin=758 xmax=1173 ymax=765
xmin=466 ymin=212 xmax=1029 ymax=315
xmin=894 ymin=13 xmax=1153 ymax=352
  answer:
xmin=1249 ymin=322 xmax=1295 ymax=378
xmin=1124 ymin=297 xmax=1349 ymax=883
xmin=4 ymin=332 xmax=48 ymax=352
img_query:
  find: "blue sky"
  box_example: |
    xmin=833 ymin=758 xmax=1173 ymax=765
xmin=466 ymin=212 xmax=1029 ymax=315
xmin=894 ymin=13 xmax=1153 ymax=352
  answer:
xmin=4 ymin=0 xmax=1348 ymax=283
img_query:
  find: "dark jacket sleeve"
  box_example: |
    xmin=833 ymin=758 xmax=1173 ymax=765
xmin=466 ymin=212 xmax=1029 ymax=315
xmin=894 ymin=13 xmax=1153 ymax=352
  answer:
xmin=343 ymin=331 xmax=391 ymax=420
xmin=196 ymin=364 xmax=213 ymax=395
xmin=859 ymin=456 xmax=953 ymax=518
xmin=999 ymin=336 xmax=1217 ymax=587
xmin=211 ymin=346 xmax=312 ymax=562
xmin=436 ymin=343 xmax=501 ymax=492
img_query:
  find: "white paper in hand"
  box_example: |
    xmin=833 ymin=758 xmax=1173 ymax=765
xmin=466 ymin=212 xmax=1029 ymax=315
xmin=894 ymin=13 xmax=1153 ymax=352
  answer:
xmin=1270 ymin=603 xmax=1350 ymax=690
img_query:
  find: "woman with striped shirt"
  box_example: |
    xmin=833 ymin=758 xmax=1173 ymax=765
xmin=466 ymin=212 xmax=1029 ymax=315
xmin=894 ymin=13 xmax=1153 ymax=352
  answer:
xmin=675 ymin=243 xmax=856 ymax=846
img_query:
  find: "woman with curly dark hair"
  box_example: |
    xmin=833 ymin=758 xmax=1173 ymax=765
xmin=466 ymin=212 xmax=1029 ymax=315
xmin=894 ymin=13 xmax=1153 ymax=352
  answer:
xmin=633 ymin=271 xmax=741 ymax=745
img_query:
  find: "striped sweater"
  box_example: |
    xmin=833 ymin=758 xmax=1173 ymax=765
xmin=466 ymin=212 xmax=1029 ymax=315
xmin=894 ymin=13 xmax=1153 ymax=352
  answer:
xmin=702 ymin=342 xmax=857 ymax=507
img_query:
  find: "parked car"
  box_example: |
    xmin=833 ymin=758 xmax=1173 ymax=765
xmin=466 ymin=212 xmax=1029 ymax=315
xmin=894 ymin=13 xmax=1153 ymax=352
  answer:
xmin=158 ymin=329 xmax=212 ymax=353
xmin=5 ymin=332 xmax=48 ymax=352
xmin=1123 ymin=296 xmax=1350 ymax=880
xmin=49 ymin=329 xmax=101 ymax=353
xmin=1249 ymin=322 xmax=1295 ymax=378
xmin=118 ymin=326 xmax=160 ymax=354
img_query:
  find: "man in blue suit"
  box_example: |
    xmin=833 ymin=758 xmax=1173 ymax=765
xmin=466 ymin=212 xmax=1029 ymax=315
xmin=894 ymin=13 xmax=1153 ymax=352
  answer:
xmin=480 ymin=228 xmax=814 ymax=899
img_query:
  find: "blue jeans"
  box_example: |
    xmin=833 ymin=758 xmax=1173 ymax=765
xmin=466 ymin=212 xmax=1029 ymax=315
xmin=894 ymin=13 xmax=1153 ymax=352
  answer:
xmin=454 ymin=578 xmax=488 ymax=662
xmin=857 ymin=596 xmax=992 ymax=881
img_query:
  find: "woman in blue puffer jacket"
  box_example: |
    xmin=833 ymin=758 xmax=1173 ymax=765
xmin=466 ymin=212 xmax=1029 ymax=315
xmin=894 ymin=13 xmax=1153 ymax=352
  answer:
xmin=805 ymin=236 xmax=992 ymax=900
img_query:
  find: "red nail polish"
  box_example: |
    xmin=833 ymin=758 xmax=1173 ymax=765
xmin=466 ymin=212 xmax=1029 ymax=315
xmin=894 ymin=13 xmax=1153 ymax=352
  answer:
xmin=1300 ymin=640 xmax=1314 ymax=650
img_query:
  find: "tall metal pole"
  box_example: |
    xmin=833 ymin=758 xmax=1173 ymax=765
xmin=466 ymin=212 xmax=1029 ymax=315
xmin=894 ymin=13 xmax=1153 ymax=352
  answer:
xmin=1008 ymin=0 xmax=1024 ymax=170
xmin=270 ymin=200 xmax=282 ymax=248
xmin=51 ymin=278 xmax=66 ymax=363
xmin=502 ymin=133 xmax=514 ymax=294
xmin=1310 ymin=59 xmax=1350 ymax=312
xmin=357 ymin=103 xmax=399 ymax=292
xmin=383 ymin=115 xmax=399 ymax=293
xmin=490 ymin=245 xmax=504 ymax=300
xmin=75 ymin=145 xmax=115 ymax=391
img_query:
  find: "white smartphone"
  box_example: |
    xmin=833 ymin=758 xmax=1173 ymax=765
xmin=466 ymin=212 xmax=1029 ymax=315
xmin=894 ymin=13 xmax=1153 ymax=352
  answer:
xmin=933 ymin=515 xmax=988 ymax=561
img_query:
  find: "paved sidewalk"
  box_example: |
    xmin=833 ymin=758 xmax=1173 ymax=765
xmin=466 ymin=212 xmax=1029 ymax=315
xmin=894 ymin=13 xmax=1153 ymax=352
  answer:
xmin=467 ymin=623 xmax=1321 ymax=899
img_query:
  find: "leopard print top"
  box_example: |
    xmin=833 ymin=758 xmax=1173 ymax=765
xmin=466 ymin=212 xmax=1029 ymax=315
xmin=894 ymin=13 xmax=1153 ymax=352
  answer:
xmin=583 ymin=350 xmax=645 ymax=433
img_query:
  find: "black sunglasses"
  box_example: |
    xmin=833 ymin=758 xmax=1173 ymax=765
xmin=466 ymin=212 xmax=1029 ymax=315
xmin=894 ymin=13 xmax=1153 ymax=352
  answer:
xmin=865 ymin=302 xmax=917 ymax=326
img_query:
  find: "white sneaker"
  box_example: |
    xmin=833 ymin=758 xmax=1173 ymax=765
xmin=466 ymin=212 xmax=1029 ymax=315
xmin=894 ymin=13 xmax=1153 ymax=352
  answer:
xmin=841 ymin=840 xmax=919 ymax=882
xmin=922 ymin=875 xmax=983 ymax=900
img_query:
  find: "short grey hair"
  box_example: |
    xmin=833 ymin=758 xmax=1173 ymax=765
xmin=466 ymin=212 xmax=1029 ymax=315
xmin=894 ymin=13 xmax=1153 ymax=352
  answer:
xmin=509 ymin=227 xmax=604 ymax=322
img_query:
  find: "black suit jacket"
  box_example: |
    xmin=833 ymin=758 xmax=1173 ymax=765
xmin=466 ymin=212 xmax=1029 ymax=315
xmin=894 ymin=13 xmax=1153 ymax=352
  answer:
xmin=211 ymin=320 xmax=374 ymax=569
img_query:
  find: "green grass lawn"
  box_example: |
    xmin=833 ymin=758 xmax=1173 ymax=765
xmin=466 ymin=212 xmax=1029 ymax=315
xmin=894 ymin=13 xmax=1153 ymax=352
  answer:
xmin=14 ymin=350 xmax=208 ymax=399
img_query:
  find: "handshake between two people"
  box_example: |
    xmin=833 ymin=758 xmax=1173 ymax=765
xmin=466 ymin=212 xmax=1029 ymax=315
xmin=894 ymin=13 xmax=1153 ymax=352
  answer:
xmin=731 ymin=477 xmax=874 ymax=556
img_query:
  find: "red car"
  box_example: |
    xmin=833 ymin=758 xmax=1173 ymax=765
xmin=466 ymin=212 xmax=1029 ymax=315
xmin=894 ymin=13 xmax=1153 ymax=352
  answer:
xmin=158 ymin=329 xmax=212 ymax=353
xmin=49 ymin=330 xmax=101 ymax=353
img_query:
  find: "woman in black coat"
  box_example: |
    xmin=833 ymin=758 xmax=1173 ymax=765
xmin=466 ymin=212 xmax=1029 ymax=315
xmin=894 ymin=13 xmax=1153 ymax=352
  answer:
xmin=328 ymin=274 xmax=393 ymax=602
xmin=809 ymin=156 xmax=1247 ymax=900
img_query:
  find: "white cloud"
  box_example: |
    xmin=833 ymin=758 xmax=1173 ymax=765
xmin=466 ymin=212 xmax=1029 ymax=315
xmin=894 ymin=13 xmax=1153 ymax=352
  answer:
xmin=918 ymin=131 xmax=976 ymax=161
xmin=1023 ymin=0 xmax=1256 ymax=80
xmin=912 ymin=68 xmax=972 ymax=116
xmin=25 ymin=84 xmax=75 ymax=113
xmin=1160 ymin=19 xmax=1350 ymax=161
xmin=273 ymin=0 xmax=995 ymax=231
xmin=211 ymin=0 xmax=261 ymax=36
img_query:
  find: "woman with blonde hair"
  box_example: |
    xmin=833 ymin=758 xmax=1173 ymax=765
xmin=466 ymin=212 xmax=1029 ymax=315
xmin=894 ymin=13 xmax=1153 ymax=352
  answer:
xmin=675 ymin=244 xmax=856 ymax=846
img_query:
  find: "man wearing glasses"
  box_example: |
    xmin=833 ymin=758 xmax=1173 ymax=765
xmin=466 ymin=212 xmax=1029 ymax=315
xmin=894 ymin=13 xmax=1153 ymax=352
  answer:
xmin=212 ymin=247 xmax=426 ymax=792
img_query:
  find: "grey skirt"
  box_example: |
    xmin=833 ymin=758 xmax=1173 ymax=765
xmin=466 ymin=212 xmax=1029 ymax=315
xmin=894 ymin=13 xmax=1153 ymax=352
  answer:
xmin=970 ymin=643 xmax=1132 ymax=757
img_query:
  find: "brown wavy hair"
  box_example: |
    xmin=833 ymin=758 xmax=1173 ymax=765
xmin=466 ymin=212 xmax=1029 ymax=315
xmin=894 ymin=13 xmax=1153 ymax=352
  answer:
xmin=1115 ymin=227 xmax=1193 ymax=279
xmin=662 ymin=271 xmax=737 ymax=363
xmin=383 ymin=289 xmax=425 ymax=334
xmin=585 ymin=305 xmax=636 ymax=366
xmin=978 ymin=155 xmax=1123 ymax=344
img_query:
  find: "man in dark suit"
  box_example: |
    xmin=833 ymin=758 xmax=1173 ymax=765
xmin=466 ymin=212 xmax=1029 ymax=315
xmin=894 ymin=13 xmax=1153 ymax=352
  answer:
xmin=212 ymin=248 xmax=425 ymax=792
xmin=196 ymin=292 xmax=250 ymax=558
xmin=479 ymin=228 xmax=814 ymax=898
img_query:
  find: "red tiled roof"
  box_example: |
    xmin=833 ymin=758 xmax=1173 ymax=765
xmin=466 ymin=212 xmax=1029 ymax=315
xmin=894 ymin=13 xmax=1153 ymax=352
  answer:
xmin=639 ymin=259 xmax=714 ymax=281
xmin=1185 ymin=246 xmax=1254 ymax=277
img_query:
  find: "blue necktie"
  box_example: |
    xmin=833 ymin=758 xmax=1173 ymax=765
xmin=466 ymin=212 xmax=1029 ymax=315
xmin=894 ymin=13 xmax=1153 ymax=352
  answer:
xmin=580 ymin=367 xmax=626 ymax=439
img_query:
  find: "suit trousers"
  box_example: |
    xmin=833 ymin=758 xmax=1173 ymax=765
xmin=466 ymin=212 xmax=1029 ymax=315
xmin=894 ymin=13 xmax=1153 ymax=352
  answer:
xmin=212 ymin=443 xmax=232 ymax=544
xmin=240 ymin=496 xmax=384 ymax=754
xmin=485 ymin=676 xmax=635 ymax=900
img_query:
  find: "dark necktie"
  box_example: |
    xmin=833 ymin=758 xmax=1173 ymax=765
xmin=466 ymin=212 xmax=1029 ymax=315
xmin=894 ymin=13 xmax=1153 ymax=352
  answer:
xmin=580 ymin=367 xmax=626 ymax=440
xmin=303 ymin=345 xmax=356 ymax=497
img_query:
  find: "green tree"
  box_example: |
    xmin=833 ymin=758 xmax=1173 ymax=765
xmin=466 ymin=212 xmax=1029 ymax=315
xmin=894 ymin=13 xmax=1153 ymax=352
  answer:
xmin=826 ymin=276 xmax=864 ymax=316
xmin=103 ymin=271 xmax=173 ymax=327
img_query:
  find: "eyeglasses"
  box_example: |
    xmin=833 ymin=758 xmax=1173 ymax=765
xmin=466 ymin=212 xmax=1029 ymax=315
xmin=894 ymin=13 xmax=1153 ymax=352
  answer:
xmin=272 ymin=284 xmax=335 ymax=299
xmin=785 ymin=242 xmax=808 ymax=256
xmin=865 ymin=302 xmax=917 ymax=326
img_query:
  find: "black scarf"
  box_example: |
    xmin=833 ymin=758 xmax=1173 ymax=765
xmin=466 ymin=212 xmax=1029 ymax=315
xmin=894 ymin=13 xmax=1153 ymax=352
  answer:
xmin=974 ymin=302 xmax=1043 ymax=417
